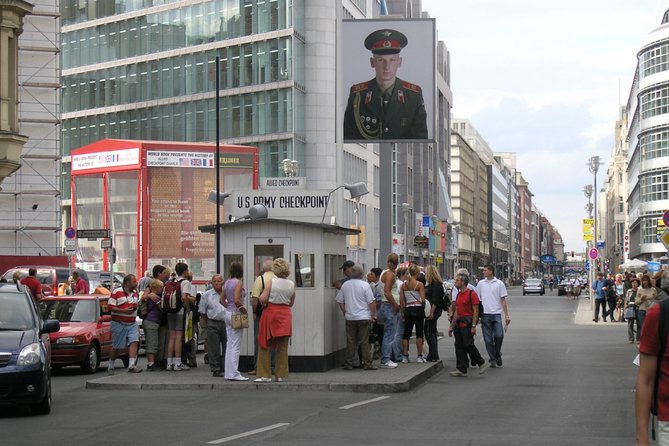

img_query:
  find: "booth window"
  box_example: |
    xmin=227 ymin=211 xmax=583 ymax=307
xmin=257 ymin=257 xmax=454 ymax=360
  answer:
xmin=325 ymin=254 xmax=347 ymax=288
xmin=294 ymin=253 xmax=314 ymax=288
xmin=223 ymin=255 xmax=243 ymax=277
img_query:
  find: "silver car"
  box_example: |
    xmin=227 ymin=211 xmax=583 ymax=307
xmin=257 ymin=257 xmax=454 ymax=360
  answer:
xmin=523 ymin=278 xmax=545 ymax=296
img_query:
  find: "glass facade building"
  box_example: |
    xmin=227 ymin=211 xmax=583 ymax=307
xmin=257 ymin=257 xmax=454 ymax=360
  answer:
xmin=626 ymin=11 xmax=669 ymax=259
xmin=61 ymin=0 xmax=305 ymax=199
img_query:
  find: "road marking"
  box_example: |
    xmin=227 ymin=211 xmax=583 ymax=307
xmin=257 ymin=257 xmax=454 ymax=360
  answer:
xmin=206 ymin=423 xmax=290 ymax=444
xmin=339 ymin=396 xmax=390 ymax=410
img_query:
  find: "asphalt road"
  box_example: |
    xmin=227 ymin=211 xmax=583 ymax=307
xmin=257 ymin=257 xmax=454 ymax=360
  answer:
xmin=0 ymin=288 xmax=637 ymax=445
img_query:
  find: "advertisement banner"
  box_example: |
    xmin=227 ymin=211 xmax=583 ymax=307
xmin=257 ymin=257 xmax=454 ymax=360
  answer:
xmin=342 ymin=19 xmax=436 ymax=143
xmin=582 ymin=218 xmax=594 ymax=241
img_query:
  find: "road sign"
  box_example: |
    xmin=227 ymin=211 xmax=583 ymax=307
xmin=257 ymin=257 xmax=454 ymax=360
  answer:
xmin=101 ymin=238 xmax=112 ymax=249
xmin=664 ymin=210 xmax=669 ymax=227
xmin=661 ymin=228 xmax=669 ymax=251
xmin=64 ymin=239 xmax=76 ymax=247
xmin=65 ymin=227 xmax=76 ymax=239
xmin=64 ymin=246 xmax=76 ymax=255
xmin=648 ymin=261 xmax=661 ymax=273
xmin=588 ymin=247 xmax=599 ymax=260
xmin=596 ymin=241 xmax=605 ymax=249
xmin=76 ymin=229 xmax=110 ymax=239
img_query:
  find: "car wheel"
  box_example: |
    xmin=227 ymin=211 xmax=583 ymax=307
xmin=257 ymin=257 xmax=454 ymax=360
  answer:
xmin=31 ymin=376 xmax=51 ymax=415
xmin=81 ymin=344 xmax=100 ymax=374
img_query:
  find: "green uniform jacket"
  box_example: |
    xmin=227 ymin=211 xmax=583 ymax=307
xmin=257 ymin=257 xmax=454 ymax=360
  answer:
xmin=343 ymin=77 xmax=428 ymax=141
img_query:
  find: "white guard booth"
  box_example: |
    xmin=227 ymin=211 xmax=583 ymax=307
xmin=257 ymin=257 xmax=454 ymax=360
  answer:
xmin=199 ymin=219 xmax=359 ymax=372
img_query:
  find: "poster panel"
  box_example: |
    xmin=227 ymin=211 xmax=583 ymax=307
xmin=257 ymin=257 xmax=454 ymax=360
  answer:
xmin=342 ymin=18 xmax=436 ymax=143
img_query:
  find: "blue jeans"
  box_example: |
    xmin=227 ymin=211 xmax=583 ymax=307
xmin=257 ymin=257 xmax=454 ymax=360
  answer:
xmin=481 ymin=313 xmax=504 ymax=364
xmin=378 ymin=303 xmax=400 ymax=364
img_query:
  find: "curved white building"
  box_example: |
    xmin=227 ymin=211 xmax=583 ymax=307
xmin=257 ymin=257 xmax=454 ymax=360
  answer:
xmin=626 ymin=11 xmax=669 ymax=261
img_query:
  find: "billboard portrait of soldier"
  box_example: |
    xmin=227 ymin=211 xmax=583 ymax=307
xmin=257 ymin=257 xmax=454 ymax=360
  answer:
xmin=342 ymin=19 xmax=435 ymax=143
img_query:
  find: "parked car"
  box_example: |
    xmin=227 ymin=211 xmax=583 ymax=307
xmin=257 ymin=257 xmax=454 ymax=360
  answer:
xmin=1 ymin=266 xmax=89 ymax=297
xmin=523 ymin=278 xmax=545 ymax=296
xmin=39 ymin=295 xmax=130 ymax=374
xmin=86 ymin=271 xmax=124 ymax=292
xmin=0 ymin=282 xmax=60 ymax=415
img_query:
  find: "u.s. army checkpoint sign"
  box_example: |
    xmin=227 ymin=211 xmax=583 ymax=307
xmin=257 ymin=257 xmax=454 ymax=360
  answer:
xmin=230 ymin=190 xmax=333 ymax=223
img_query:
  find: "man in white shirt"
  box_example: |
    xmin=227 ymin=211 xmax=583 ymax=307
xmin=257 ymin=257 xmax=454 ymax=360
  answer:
xmin=476 ymin=264 xmax=510 ymax=368
xmin=199 ymin=274 xmax=228 ymax=377
xmin=336 ymin=263 xmax=377 ymax=371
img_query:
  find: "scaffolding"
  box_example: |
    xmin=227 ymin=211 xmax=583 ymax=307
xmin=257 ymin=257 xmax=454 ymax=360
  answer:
xmin=0 ymin=0 xmax=62 ymax=255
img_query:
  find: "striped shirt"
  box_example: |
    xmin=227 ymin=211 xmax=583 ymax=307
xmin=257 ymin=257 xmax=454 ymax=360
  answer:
xmin=109 ymin=286 xmax=139 ymax=324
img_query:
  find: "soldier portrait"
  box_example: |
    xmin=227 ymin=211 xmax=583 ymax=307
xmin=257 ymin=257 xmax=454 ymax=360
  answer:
xmin=343 ymin=21 xmax=434 ymax=142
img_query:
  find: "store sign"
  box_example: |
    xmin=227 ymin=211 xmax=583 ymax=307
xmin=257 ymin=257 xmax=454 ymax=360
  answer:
xmin=146 ymin=151 xmax=214 ymax=168
xmin=260 ymin=177 xmax=306 ymax=190
xmin=72 ymin=148 xmax=140 ymax=171
xmin=230 ymin=190 xmax=332 ymax=220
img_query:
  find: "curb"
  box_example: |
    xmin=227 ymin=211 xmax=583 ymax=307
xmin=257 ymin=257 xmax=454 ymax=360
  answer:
xmin=85 ymin=361 xmax=443 ymax=393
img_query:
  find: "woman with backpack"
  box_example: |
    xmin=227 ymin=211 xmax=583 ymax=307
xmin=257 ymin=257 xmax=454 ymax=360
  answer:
xmin=223 ymin=261 xmax=250 ymax=381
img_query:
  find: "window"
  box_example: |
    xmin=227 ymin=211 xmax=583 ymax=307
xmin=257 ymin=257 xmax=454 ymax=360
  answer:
xmin=640 ymin=130 xmax=669 ymax=161
xmin=294 ymin=253 xmax=314 ymax=288
xmin=640 ymin=43 xmax=669 ymax=79
xmin=325 ymin=254 xmax=346 ymax=288
xmin=640 ymin=87 xmax=669 ymax=119
xmin=640 ymin=173 xmax=669 ymax=202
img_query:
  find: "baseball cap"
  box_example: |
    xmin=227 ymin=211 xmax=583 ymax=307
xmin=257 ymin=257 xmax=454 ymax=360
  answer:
xmin=340 ymin=260 xmax=355 ymax=269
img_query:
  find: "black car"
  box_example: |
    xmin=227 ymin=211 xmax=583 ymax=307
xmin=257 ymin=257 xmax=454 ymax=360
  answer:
xmin=0 ymin=283 xmax=60 ymax=414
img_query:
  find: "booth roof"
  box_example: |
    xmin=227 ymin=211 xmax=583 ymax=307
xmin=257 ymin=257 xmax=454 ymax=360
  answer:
xmin=198 ymin=218 xmax=360 ymax=236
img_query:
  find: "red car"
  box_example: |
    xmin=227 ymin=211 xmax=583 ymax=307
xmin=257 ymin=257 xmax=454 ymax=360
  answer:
xmin=38 ymin=295 xmax=129 ymax=373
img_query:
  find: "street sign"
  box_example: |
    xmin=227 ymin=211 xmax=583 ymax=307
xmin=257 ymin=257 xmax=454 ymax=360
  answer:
xmin=662 ymin=228 xmax=669 ymax=251
xmin=64 ymin=239 xmax=76 ymax=247
xmin=588 ymin=247 xmax=599 ymax=260
xmin=101 ymin=238 xmax=112 ymax=249
xmin=648 ymin=261 xmax=661 ymax=273
xmin=64 ymin=246 xmax=76 ymax=255
xmin=596 ymin=241 xmax=605 ymax=249
xmin=65 ymin=227 xmax=76 ymax=239
xmin=663 ymin=210 xmax=669 ymax=227
xmin=585 ymin=261 xmax=590 ymax=272
xmin=76 ymin=229 xmax=110 ymax=239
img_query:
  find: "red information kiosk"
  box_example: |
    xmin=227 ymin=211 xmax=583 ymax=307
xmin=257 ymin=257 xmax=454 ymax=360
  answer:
xmin=70 ymin=139 xmax=258 ymax=281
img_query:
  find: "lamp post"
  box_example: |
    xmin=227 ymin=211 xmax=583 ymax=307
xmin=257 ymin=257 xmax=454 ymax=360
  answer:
xmin=320 ymin=182 xmax=369 ymax=224
xmin=588 ymin=156 xmax=602 ymax=272
xmin=208 ymin=190 xmax=231 ymax=274
xmin=401 ymin=203 xmax=410 ymax=263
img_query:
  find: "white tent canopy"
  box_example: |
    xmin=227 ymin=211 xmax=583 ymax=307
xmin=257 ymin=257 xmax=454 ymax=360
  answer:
xmin=619 ymin=258 xmax=648 ymax=270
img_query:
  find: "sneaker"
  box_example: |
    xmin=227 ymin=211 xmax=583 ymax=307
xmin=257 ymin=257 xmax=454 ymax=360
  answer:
xmin=363 ymin=365 xmax=378 ymax=370
xmin=247 ymin=370 xmax=256 ymax=376
xmin=228 ymin=376 xmax=249 ymax=381
xmin=174 ymin=363 xmax=190 ymax=371
xmin=107 ymin=368 xmax=115 ymax=376
xmin=275 ymin=377 xmax=284 ymax=382
xmin=488 ymin=361 xmax=498 ymax=368
xmin=254 ymin=377 xmax=272 ymax=383
xmin=416 ymin=356 xmax=426 ymax=364
xmin=496 ymin=358 xmax=503 ymax=368
xmin=127 ymin=366 xmax=143 ymax=373
xmin=146 ymin=364 xmax=161 ymax=372
xmin=449 ymin=370 xmax=467 ymax=377
xmin=478 ymin=362 xmax=490 ymax=375
xmin=401 ymin=357 xmax=409 ymax=364
xmin=380 ymin=360 xmax=398 ymax=369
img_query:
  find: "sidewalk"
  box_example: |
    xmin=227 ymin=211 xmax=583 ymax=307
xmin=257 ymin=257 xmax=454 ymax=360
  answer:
xmin=573 ymin=296 xmax=627 ymax=326
xmin=86 ymin=354 xmax=443 ymax=393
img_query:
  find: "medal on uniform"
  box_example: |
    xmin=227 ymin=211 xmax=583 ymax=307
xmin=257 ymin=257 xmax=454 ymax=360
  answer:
xmin=398 ymin=90 xmax=405 ymax=104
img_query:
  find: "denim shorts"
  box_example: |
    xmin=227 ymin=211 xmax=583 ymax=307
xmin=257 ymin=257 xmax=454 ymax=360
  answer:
xmin=111 ymin=320 xmax=139 ymax=349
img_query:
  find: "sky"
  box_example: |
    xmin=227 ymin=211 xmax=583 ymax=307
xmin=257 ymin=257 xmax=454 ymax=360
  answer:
xmin=421 ymin=0 xmax=669 ymax=252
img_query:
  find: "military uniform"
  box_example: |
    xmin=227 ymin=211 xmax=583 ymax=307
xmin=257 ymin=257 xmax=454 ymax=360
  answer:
xmin=343 ymin=28 xmax=428 ymax=141
xmin=344 ymin=77 xmax=427 ymax=140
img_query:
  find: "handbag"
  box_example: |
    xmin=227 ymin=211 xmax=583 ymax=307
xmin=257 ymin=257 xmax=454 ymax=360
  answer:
xmin=231 ymin=313 xmax=249 ymax=329
xmin=624 ymin=305 xmax=636 ymax=320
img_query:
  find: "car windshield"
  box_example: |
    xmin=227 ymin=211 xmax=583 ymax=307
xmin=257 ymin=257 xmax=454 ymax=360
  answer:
xmin=39 ymin=299 xmax=98 ymax=323
xmin=526 ymin=279 xmax=541 ymax=285
xmin=0 ymin=292 xmax=34 ymax=330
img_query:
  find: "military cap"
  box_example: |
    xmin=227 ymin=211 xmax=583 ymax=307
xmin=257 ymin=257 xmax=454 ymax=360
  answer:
xmin=364 ymin=29 xmax=408 ymax=55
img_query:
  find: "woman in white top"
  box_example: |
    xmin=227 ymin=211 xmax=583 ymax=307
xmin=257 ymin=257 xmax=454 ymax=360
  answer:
xmin=255 ymin=258 xmax=295 ymax=382
xmin=400 ymin=263 xmax=426 ymax=363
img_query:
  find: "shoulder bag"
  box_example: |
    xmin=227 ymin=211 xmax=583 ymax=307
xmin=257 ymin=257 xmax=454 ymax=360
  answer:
xmin=231 ymin=312 xmax=249 ymax=329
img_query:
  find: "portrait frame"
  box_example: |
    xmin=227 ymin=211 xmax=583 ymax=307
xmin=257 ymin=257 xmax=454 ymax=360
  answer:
xmin=341 ymin=18 xmax=436 ymax=144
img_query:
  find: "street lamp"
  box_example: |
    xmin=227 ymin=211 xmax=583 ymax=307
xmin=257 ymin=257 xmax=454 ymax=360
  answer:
xmin=402 ymin=203 xmax=410 ymax=263
xmin=320 ymin=182 xmax=369 ymax=224
xmin=208 ymin=190 xmax=231 ymax=275
xmin=587 ymin=156 xmax=602 ymax=272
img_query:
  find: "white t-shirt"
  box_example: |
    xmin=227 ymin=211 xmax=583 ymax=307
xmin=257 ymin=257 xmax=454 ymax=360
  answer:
xmin=177 ymin=276 xmax=193 ymax=315
xmin=269 ymin=277 xmax=295 ymax=305
xmin=476 ymin=277 xmax=507 ymax=315
xmin=336 ymin=278 xmax=375 ymax=321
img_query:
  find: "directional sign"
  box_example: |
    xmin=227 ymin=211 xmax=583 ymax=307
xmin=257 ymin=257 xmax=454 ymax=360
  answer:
xmin=661 ymin=228 xmax=669 ymax=251
xmin=64 ymin=245 xmax=76 ymax=255
xmin=76 ymin=229 xmax=110 ymax=239
xmin=65 ymin=227 xmax=76 ymax=239
xmin=588 ymin=247 xmax=599 ymax=260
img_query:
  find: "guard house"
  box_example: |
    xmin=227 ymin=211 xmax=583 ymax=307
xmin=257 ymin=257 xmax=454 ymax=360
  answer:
xmin=200 ymin=218 xmax=359 ymax=372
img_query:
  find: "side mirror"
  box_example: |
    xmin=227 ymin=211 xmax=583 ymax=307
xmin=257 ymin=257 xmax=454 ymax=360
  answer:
xmin=98 ymin=315 xmax=111 ymax=324
xmin=42 ymin=319 xmax=60 ymax=334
